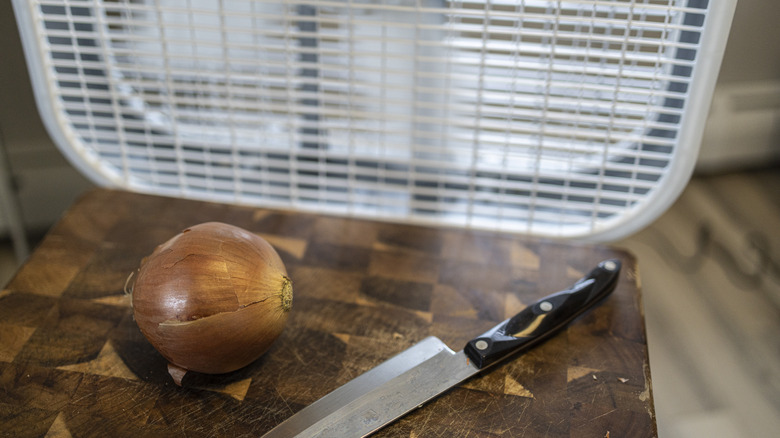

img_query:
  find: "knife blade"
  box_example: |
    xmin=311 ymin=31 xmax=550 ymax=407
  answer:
xmin=261 ymin=258 xmax=621 ymax=437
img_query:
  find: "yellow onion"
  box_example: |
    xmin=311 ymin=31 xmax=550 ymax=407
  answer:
xmin=131 ymin=222 xmax=292 ymax=385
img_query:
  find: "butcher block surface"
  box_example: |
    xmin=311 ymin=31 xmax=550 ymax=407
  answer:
xmin=0 ymin=189 xmax=656 ymax=437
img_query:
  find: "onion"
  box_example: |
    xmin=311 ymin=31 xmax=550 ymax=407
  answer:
xmin=131 ymin=222 xmax=292 ymax=385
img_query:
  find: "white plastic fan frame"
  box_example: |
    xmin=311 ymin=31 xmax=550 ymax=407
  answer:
xmin=12 ymin=0 xmax=736 ymax=241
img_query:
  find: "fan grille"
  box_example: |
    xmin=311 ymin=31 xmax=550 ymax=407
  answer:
xmin=25 ymin=0 xmax=712 ymax=238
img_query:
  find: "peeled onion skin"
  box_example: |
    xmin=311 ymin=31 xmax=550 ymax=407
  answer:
xmin=131 ymin=222 xmax=292 ymax=385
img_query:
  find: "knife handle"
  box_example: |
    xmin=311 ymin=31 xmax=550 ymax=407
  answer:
xmin=464 ymin=259 xmax=621 ymax=369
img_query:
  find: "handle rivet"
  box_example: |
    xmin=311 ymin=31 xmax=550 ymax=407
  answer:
xmin=475 ymin=340 xmax=489 ymax=351
xmin=603 ymin=260 xmax=617 ymax=271
xmin=539 ymin=301 xmax=553 ymax=312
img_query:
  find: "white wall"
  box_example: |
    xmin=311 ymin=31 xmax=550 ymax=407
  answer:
xmin=0 ymin=1 xmax=94 ymax=236
xmin=697 ymin=0 xmax=780 ymax=172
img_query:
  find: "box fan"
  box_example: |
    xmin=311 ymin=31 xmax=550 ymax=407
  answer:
xmin=12 ymin=0 xmax=736 ymax=240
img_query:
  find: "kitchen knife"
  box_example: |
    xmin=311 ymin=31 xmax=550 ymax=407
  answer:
xmin=261 ymin=258 xmax=621 ymax=437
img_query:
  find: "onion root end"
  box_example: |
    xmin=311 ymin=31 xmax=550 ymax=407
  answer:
xmin=167 ymin=362 xmax=188 ymax=386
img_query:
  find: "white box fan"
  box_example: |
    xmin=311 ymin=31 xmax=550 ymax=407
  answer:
xmin=12 ymin=0 xmax=736 ymax=241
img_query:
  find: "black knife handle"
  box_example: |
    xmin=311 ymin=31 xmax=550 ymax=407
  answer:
xmin=464 ymin=259 xmax=621 ymax=369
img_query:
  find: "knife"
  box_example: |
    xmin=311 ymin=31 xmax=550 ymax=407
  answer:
xmin=261 ymin=259 xmax=621 ymax=437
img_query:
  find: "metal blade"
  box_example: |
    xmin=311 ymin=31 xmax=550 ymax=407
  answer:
xmin=308 ymin=349 xmax=477 ymax=437
xmin=262 ymin=336 xmax=476 ymax=438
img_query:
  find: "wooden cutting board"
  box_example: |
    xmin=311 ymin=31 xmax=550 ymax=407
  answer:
xmin=0 ymin=189 xmax=656 ymax=437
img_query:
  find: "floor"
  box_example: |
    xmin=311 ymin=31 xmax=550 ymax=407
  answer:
xmin=1 ymin=168 xmax=778 ymax=437
xmin=617 ymin=168 xmax=780 ymax=438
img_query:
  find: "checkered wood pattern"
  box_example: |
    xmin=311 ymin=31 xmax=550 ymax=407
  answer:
xmin=0 ymin=189 xmax=654 ymax=437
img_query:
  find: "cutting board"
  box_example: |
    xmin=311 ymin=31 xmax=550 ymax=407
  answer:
xmin=0 ymin=189 xmax=655 ymax=437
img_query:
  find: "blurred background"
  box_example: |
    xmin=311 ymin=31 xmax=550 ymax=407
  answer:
xmin=1 ymin=1 xmax=778 ymax=437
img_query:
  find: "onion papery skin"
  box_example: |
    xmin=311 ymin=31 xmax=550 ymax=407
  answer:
xmin=132 ymin=222 xmax=292 ymax=378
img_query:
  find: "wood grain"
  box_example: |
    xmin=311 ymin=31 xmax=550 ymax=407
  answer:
xmin=0 ymin=189 xmax=656 ymax=437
